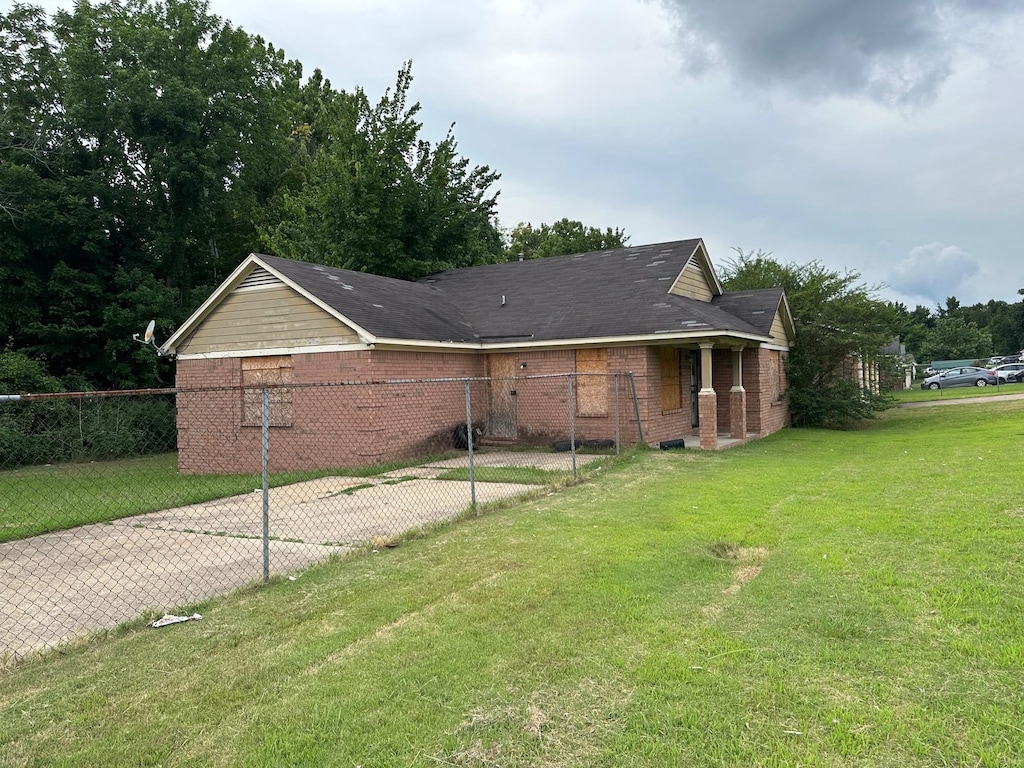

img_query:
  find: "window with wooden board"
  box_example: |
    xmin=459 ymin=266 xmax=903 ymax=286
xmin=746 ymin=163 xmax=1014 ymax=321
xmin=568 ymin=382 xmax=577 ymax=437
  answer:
xmin=241 ymin=355 xmax=294 ymax=427
xmin=660 ymin=348 xmax=683 ymax=412
xmin=575 ymin=348 xmax=608 ymax=416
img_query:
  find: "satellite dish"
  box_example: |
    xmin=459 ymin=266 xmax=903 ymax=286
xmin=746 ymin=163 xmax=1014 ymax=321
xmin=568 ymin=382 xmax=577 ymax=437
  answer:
xmin=143 ymin=320 xmax=156 ymax=344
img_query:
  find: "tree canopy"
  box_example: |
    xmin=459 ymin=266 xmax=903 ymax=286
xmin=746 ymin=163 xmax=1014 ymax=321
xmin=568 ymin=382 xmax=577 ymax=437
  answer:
xmin=0 ymin=1 xmax=507 ymax=390
xmin=258 ymin=62 xmax=505 ymax=280
xmin=721 ymin=249 xmax=897 ymax=428
xmin=504 ymin=219 xmax=628 ymax=261
xmin=889 ymin=297 xmax=1023 ymax=363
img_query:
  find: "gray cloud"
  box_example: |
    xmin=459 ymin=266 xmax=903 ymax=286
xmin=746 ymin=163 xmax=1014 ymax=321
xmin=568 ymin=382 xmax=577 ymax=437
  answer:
xmin=658 ymin=0 xmax=1020 ymax=105
xmin=887 ymin=243 xmax=981 ymax=304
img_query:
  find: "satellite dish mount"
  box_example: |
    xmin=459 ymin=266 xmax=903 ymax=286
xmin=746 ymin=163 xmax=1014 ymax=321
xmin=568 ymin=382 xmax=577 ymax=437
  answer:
xmin=132 ymin=320 xmax=166 ymax=355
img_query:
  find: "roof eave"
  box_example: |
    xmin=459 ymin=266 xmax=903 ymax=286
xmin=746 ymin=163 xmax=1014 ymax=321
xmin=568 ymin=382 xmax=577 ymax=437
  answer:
xmin=368 ymin=329 xmax=774 ymax=353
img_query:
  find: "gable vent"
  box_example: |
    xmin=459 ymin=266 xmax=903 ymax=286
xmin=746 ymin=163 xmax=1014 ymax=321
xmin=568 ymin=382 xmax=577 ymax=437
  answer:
xmin=238 ymin=266 xmax=283 ymax=290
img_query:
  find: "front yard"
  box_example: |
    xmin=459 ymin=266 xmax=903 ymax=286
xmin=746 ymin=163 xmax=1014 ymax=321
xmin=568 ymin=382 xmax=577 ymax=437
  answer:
xmin=2 ymin=400 xmax=1023 ymax=766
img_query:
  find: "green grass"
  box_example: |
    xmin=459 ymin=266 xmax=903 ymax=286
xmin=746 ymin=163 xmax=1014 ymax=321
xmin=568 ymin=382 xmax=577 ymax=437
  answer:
xmin=3 ymin=400 xmax=1024 ymax=765
xmin=434 ymin=465 xmax=572 ymax=484
xmin=894 ymin=379 xmax=1024 ymax=402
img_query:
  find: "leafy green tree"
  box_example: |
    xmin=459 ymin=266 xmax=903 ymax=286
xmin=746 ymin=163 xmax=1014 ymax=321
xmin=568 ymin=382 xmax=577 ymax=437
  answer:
xmin=259 ymin=62 xmax=504 ymax=280
xmin=0 ymin=0 xmax=300 ymax=387
xmin=0 ymin=351 xmax=64 ymax=394
xmin=722 ymin=249 xmax=896 ymax=428
xmin=504 ymin=218 xmax=628 ymax=260
xmin=916 ymin=317 xmax=992 ymax=361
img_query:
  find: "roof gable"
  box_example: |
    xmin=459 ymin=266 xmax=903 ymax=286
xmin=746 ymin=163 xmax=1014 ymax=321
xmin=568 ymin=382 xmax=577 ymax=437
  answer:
xmin=711 ymin=288 xmax=794 ymax=347
xmin=667 ymin=240 xmax=722 ymax=301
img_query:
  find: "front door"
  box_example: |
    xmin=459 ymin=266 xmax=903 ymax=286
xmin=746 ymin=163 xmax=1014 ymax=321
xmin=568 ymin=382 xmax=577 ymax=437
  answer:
xmin=487 ymin=353 xmax=517 ymax=438
xmin=690 ymin=351 xmax=700 ymax=429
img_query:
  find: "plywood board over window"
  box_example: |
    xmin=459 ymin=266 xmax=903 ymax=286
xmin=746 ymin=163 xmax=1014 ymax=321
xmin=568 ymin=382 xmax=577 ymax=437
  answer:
xmin=660 ymin=348 xmax=683 ymax=411
xmin=241 ymin=355 xmax=294 ymax=427
xmin=575 ymin=348 xmax=608 ymax=416
xmin=769 ymin=350 xmax=783 ymax=402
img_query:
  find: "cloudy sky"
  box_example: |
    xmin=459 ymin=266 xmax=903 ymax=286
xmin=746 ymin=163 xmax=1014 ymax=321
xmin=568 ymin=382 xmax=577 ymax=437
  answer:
xmin=31 ymin=0 xmax=1024 ymax=308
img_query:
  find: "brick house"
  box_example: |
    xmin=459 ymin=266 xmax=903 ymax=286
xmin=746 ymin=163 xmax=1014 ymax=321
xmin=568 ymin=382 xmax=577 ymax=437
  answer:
xmin=162 ymin=239 xmax=793 ymax=472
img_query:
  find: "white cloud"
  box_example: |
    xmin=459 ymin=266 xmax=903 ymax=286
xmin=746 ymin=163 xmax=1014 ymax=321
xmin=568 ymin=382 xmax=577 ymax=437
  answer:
xmin=887 ymin=243 xmax=981 ymax=305
xmin=25 ymin=0 xmax=1024 ymax=306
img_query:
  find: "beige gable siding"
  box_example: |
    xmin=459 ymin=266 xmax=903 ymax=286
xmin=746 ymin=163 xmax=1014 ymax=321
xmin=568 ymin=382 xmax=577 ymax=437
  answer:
xmin=668 ymin=261 xmax=714 ymax=302
xmin=770 ymin=310 xmax=790 ymax=345
xmin=178 ymin=284 xmax=360 ymax=355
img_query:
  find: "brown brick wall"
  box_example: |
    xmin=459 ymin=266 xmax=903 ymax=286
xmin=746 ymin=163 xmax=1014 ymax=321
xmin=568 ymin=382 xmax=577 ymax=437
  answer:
xmin=743 ymin=347 xmax=789 ymax=436
xmin=175 ymin=343 xmax=790 ymax=473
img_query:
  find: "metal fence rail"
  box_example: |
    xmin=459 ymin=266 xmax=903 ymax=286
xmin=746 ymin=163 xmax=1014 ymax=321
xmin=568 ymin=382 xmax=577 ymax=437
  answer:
xmin=0 ymin=373 xmax=642 ymax=664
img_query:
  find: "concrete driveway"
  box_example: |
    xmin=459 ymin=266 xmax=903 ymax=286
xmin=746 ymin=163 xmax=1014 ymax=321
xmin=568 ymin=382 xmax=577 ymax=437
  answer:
xmin=1 ymin=451 xmax=598 ymax=662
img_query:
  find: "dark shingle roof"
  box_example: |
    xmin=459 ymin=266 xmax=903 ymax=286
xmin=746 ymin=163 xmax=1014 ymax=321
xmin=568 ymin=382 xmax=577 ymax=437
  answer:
xmin=711 ymin=288 xmax=786 ymax=337
xmin=256 ymin=253 xmax=478 ymax=342
xmin=254 ymin=241 xmax=781 ymax=345
xmin=421 ymin=240 xmax=765 ymax=341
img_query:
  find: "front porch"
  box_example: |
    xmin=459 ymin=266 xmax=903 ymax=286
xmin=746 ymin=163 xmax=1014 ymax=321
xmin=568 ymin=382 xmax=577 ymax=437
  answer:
xmin=642 ymin=342 xmax=787 ymax=450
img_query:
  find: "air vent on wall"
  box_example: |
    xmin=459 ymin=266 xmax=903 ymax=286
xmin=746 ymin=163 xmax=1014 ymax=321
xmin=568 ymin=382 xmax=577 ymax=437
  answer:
xmin=238 ymin=266 xmax=283 ymax=290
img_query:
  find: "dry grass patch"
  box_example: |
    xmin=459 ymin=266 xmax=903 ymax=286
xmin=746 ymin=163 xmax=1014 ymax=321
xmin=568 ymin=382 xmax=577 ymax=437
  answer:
xmin=441 ymin=678 xmax=634 ymax=767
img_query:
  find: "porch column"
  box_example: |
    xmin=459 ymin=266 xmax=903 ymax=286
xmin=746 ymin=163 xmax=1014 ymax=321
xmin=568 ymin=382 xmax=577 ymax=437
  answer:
xmin=730 ymin=347 xmax=747 ymax=440
xmin=698 ymin=343 xmax=717 ymax=450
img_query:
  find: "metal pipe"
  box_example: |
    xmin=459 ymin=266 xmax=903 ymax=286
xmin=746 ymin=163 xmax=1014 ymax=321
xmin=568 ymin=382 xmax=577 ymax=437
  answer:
xmin=465 ymin=381 xmax=476 ymax=512
xmin=261 ymin=388 xmax=270 ymax=583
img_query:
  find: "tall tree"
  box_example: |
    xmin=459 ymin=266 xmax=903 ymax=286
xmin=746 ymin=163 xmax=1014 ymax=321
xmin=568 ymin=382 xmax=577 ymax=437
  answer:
xmin=504 ymin=218 xmax=628 ymax=260
xmin=722 ymin=249 xmax=896 ymax=428
xmin=916 ymin=317 xmax=992 ymax=361
xmin=0 ymin=0 xmax=300 ymax=387
xmin=259 ymin=62 xmax=504 ymax=280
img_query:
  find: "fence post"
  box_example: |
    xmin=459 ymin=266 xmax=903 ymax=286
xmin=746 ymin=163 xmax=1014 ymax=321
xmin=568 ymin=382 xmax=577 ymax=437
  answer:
xmin=261 ymin=387 xmax=270 ymax=583
xmin=567 ymin=375 xmax=577 ymax=481
xmin=627 ymin=372 xmax=645 ymax=446
xmin=465 ymin=380 xmax=476 ymax=512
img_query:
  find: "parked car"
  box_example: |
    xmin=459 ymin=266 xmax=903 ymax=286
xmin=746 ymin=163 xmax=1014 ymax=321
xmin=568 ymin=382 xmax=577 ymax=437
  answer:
xmin=988 ymin=362 xmax=1024 ymax=381
xmin=995 ymin=354 xmax=1023 ymax=365
xmin=920 ymin=367 xmax=997 ymax=390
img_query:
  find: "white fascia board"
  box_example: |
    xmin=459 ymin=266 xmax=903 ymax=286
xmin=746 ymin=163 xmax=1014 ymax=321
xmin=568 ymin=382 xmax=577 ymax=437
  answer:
xmin=696 ymin=239 xmax=725 ymax=295
xmin=175 ymin=342 xmax=371 ymax=360
xmin=776 ymin=293 xmax=797 ymax=341
xmin=370 ymin=329 xmax=772 ymax=353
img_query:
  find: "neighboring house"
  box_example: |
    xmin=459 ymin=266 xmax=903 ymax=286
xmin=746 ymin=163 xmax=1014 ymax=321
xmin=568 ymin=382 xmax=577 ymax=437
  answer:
xmin=879 ymin=336 xmax=914 ymax=391
xmin=162 ymin=239 xmax=794 ymax=472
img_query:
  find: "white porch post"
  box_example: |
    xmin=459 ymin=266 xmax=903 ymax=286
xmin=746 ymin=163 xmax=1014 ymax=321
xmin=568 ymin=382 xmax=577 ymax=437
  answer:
xmin=698 ymin=343 xmax=717 ymax=449
xmin=730 ymin=347 xmax=746 ymax=439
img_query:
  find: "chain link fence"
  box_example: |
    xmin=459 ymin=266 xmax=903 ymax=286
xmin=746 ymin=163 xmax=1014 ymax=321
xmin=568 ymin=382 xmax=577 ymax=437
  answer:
xmin=1 ymin=372 xmax=642 ymax=665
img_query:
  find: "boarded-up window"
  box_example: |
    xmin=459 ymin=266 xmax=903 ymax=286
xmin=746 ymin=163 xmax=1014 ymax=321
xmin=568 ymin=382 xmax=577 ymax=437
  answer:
xmin=769 ymin=351 xmax=783 ymax=402
xmin=575 ymin=348 xmax=608 ymax=416
xmin=660 ymin=348 xmax=683 ymax=411
xmin=242 ymin=356 xmax=294 ymax=427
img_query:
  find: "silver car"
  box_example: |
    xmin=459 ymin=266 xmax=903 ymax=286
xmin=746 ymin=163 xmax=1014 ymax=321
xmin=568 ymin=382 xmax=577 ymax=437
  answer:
xmin=988 ymin=362 xmax=1024 ymax=382
xmin=920 ymin=367 xmax=997 ymax=390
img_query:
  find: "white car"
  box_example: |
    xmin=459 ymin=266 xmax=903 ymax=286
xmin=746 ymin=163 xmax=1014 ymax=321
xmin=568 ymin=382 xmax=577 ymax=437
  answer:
xmin=988 ymin=362 xmax=1024 ymax=382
